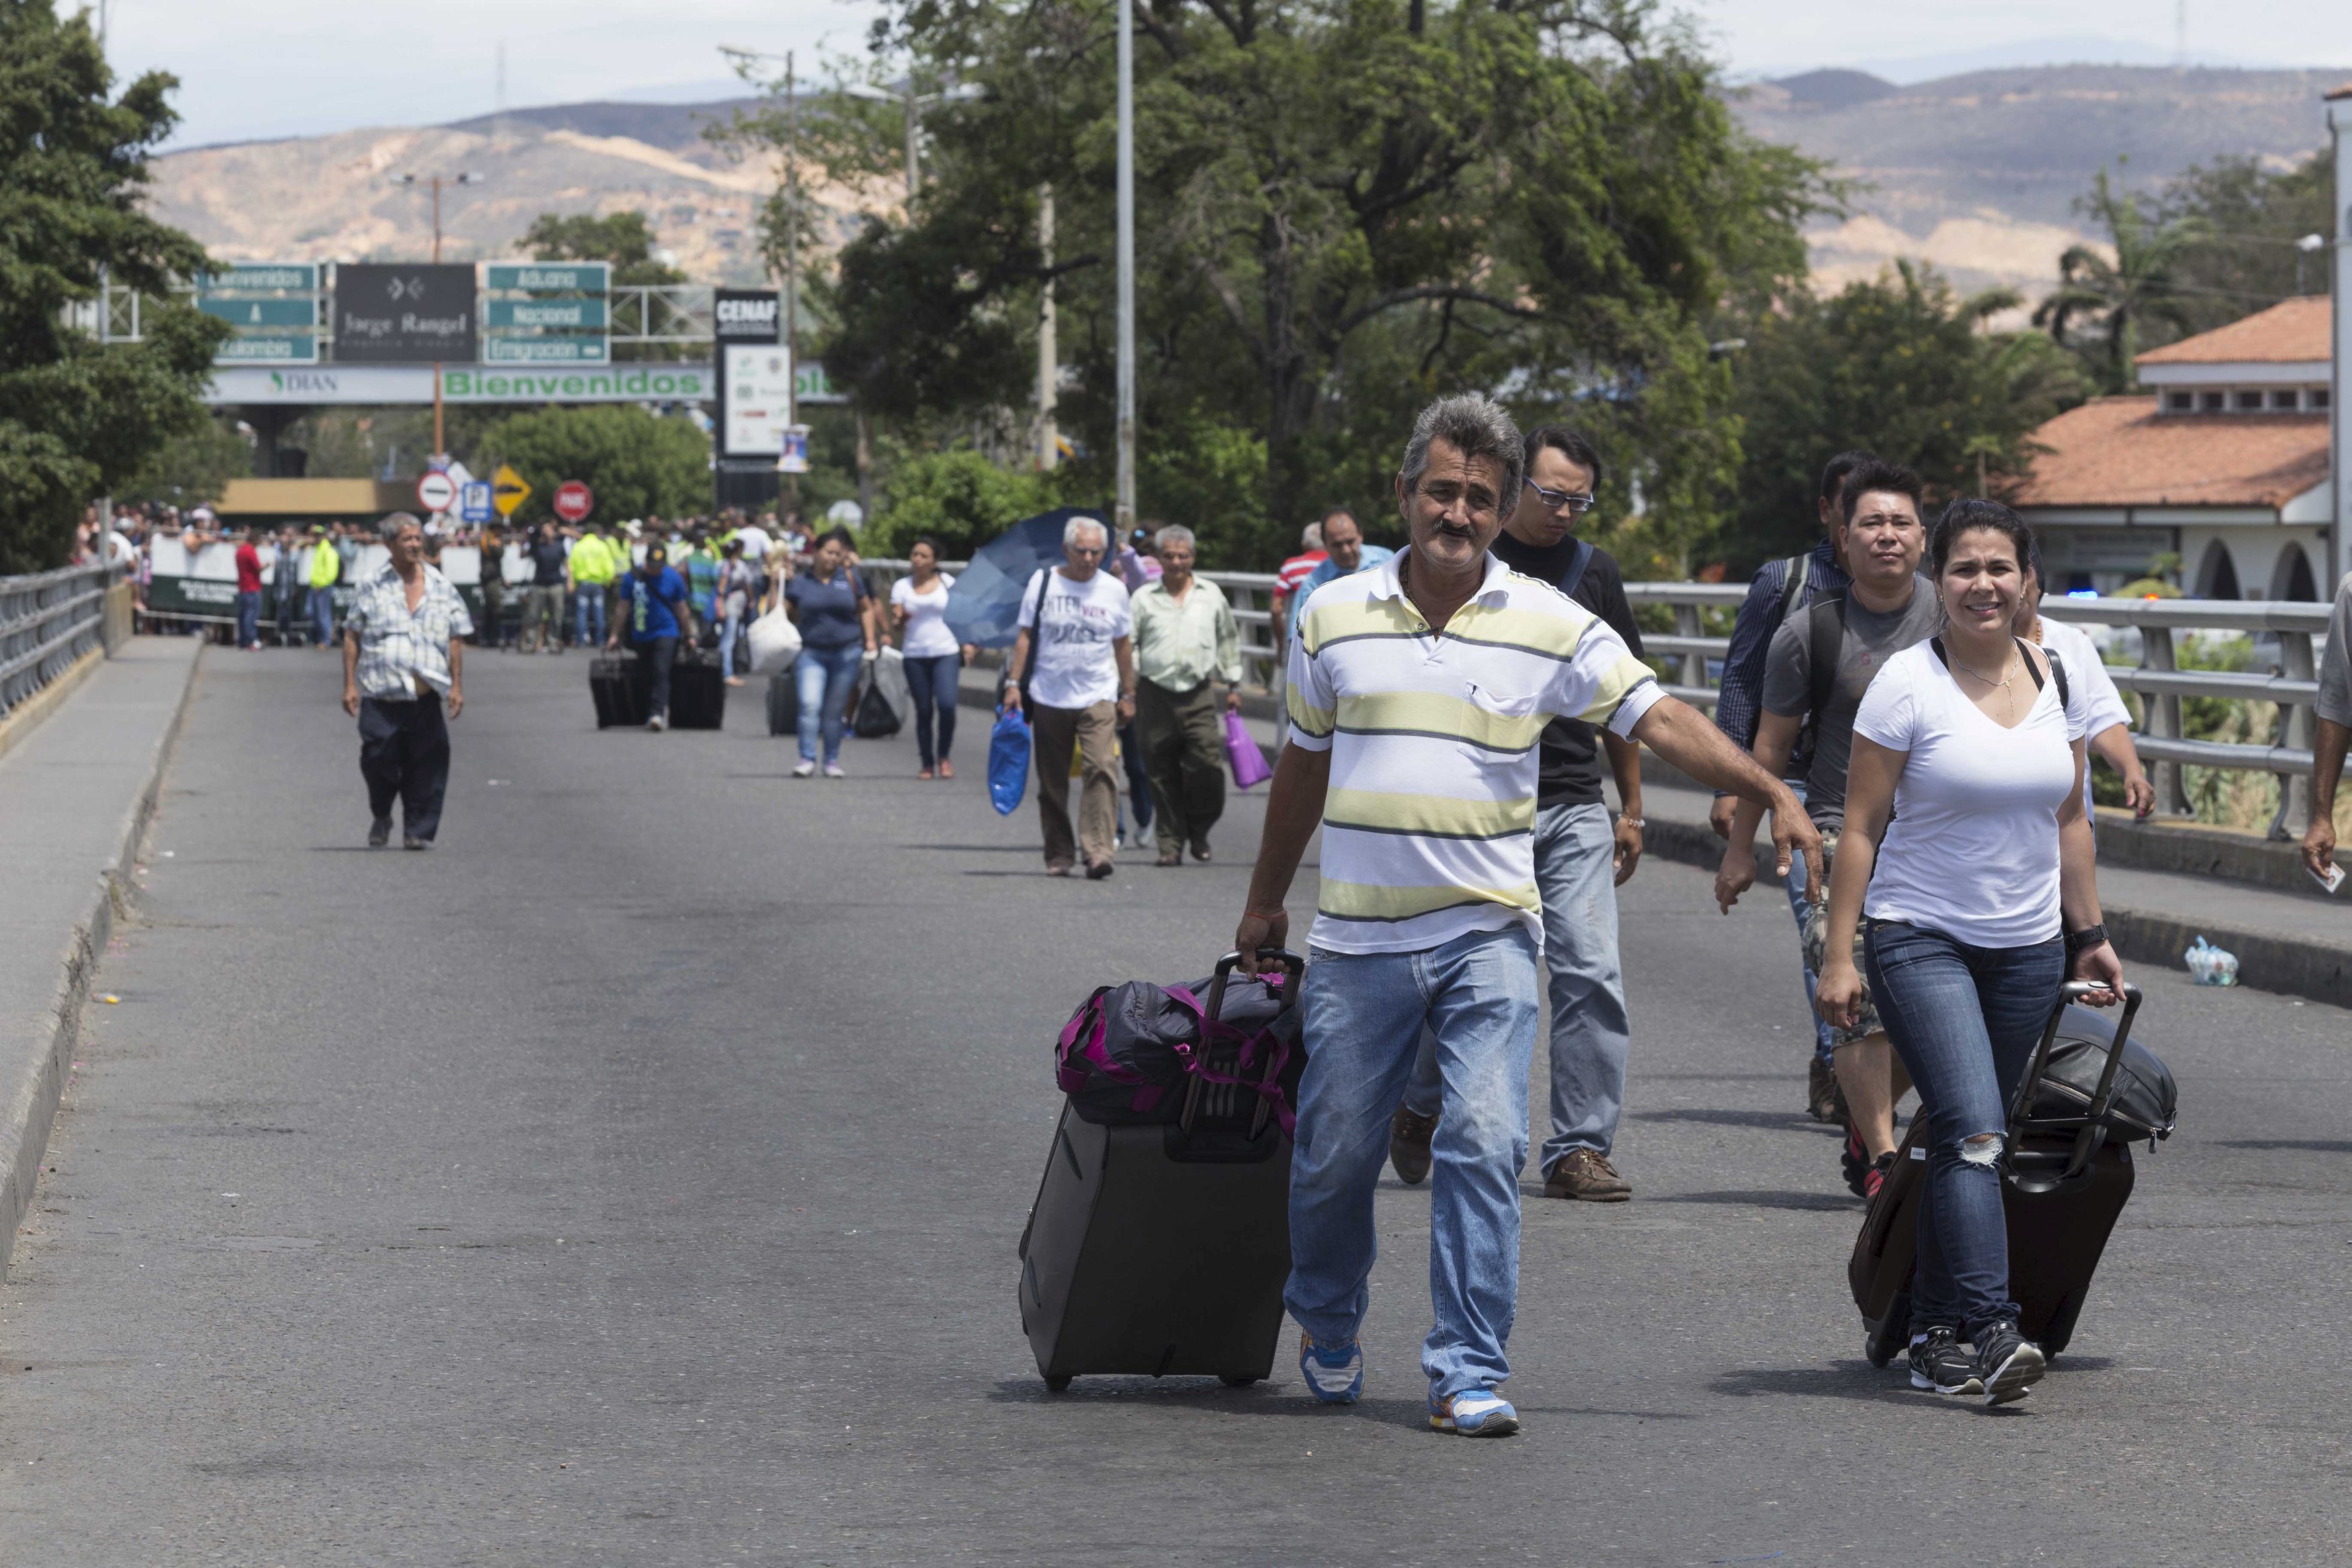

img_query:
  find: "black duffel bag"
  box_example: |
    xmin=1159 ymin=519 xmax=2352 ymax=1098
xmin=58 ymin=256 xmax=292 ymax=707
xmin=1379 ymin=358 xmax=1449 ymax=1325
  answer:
xmin=2024 ymin=1002 xmax=2177 ymax=1145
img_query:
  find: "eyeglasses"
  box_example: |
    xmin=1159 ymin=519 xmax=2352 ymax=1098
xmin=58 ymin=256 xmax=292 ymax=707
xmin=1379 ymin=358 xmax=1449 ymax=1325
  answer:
xmin=1525 ymin=478 xmax=1595 ymax=514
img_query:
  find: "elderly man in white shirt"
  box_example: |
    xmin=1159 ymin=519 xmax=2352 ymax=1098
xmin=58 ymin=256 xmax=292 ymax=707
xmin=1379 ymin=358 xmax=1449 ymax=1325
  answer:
xmin=341 ymin=512 xmax=474 ymax=849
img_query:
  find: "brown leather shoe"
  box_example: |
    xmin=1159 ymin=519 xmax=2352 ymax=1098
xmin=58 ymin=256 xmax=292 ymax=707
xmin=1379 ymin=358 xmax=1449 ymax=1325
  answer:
xmin=1388 ymin=1104 xmax=1437 ymax=1186
xmin=1544 ymin=1147 xmax=1630 ymax=1202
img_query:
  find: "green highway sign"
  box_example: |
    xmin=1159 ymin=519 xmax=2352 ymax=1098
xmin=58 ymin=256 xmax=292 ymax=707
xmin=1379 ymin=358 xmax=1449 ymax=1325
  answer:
xmin=198 ymin=296 xmax=319 ymax=329
xmin=481 ymin=337 xmax=611 ymax=364
xmin=215 ymin=335 xmax=320 ymax=362
xmin=485 ymin=298 xmax=610 ymax=330
xmin=197 ymin=263 xmax=319 ymax=292
xmin=485 ymin=263 xmax=610 ymax=293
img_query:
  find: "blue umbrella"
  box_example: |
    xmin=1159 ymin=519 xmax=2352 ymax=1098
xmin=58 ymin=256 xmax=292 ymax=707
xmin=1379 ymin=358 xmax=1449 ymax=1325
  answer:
xmin=943 ymin=506 xmax=1109 ymax=650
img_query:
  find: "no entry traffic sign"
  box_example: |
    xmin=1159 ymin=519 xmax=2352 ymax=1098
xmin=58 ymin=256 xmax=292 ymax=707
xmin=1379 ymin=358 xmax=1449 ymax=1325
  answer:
xmin=552 ymin=480 xmax=594 ymax=523
xmin=415 ymin=470 xmax=459 ymax=513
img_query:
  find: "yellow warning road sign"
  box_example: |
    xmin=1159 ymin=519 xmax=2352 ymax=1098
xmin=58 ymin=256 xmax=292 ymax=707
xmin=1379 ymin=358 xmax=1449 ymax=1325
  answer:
xmin=492 ymin=464 xmax=532 ymax=518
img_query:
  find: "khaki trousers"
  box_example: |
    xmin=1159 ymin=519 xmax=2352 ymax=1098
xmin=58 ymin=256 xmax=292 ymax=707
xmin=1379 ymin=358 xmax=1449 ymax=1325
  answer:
xmin=1030 ymin=699 xmax=1120 ymax=871
xmin=1136 ymin=678 xmax=1226 ymax=855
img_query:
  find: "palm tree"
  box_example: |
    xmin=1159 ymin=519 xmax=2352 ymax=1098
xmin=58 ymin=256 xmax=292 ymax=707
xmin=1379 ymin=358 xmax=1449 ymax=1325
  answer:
xmin=2033 ymin=165 xmax=2207 ymax=394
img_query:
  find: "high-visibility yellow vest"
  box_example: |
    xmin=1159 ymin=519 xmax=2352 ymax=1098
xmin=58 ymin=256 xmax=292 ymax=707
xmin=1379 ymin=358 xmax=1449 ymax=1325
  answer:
xmin=307 ymin=542 xmax=339 ymax=589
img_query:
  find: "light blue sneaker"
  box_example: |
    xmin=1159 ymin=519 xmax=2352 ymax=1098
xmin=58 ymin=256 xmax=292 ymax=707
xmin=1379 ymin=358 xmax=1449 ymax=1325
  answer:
xmin=1298 ymin=1332 xmax=1363 ymax=1404
xmin=1429 ymin=1386 xmax=1519 ymax=1437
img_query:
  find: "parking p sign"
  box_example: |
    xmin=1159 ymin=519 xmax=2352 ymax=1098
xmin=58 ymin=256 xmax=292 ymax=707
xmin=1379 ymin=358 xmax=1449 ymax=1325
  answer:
xmin=460 ymin=481 xmax=493 ymax=524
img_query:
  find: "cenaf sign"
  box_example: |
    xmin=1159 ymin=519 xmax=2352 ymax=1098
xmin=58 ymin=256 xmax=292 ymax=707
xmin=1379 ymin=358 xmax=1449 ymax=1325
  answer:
xmin=206 ymin=363 xmax=718 ymax=406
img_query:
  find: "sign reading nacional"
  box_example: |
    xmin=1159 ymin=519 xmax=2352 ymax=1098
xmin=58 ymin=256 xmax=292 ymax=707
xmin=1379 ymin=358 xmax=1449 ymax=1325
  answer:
xmin=206 ymin=363 xmax=718 ymax=405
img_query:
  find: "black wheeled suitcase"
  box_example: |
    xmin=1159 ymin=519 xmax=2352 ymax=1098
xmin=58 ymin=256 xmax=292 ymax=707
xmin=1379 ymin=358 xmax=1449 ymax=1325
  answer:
xmin=766 ymin=668 xmax=798 ymax=736
xmin=1018 ymin=951 xmax=1304 ymax=1391
xmin=1853 ymin=983 xmax=2158 ymax=1364
xmin=590 ymin=652 xmax=646 ymax=728
xmin=668 ymin=649 xmax=727 ymax=730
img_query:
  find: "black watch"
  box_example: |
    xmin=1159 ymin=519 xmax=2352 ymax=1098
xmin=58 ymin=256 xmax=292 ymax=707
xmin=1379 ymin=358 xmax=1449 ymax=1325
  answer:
xmin=2064 ymin=922 xmax=2109 ymax=955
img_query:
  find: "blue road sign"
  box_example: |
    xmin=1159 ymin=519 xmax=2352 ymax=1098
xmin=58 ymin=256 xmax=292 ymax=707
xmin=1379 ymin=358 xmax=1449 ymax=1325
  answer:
xmin=460 ymin=481 xmax=494 ymax=524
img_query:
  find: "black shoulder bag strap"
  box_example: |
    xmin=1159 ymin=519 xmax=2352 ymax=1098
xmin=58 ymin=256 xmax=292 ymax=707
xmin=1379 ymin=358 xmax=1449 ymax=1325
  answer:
xmin=1555 ymin=537 xmax=1595 ymax=603
xmin=1776 ymin=552 xmax=1811 ymax=630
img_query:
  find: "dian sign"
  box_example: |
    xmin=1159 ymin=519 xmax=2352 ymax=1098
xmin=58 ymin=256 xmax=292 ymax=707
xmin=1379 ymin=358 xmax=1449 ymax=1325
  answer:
xmin=552 ymin=480 xmax=594 ymax=523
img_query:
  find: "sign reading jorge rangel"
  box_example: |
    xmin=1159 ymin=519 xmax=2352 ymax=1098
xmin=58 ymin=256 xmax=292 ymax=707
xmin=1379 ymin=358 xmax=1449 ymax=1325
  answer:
xmin=334 ymin=263 xmax=477 ymax=363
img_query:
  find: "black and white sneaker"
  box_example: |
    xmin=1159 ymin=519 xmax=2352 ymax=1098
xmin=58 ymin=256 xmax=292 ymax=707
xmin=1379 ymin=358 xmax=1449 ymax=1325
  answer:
xmin=1906 ymin=1325 xmax=1982 ymax=1395
xmin=1972 ymin=1320 xmax=2046 ymax=1407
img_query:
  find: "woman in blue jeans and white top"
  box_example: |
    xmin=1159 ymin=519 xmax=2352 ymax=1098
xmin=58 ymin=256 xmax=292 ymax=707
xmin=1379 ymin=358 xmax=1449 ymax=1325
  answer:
xmin=783 ymin=527 xmax=878 ymax=778
xmin=1814 ymin=500 xmax=2124 ymax=1407
xmin=887 ymin=537 xmax=972 ymax=779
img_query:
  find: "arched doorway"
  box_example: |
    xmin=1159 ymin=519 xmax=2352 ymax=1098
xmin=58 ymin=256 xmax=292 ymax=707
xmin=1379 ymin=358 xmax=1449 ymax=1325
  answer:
xmin=2268 ymin=542 xmax=2318 ymax=601
xmin=2194 ymin=539 xmax=2241 ymax=599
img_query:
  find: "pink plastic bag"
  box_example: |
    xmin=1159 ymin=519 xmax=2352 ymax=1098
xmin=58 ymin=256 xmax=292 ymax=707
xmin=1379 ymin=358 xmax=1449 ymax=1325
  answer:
xmin=1224 ymin=711 xmax=1272 ymax=789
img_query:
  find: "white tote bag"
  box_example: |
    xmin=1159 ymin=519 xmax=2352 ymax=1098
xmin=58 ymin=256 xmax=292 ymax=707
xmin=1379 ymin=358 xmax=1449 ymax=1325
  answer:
xmin=745 ymin=607 xmax=802 ymax=673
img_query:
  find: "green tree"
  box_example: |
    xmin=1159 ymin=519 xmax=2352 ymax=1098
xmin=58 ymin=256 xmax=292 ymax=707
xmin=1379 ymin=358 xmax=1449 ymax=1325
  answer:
xmin=722 ymin=0 xmax=1820 ymax=566
xmin=1720 ymin=261 xmax=2083 ymax=571
xmin=0 ymin=1 xmax=230 ymax=572
xmin=476 ymin=404 xmax=711 ymax=526
xmin=2154 ymin=148 xmax=2335 ymax=337
xmin=115 ymin=415 xmax=251 ymax=511
xmin=2033 ymin=165 xmax=2206 ymax=394
xmin=519 ymin=211 xmax=685 ymax=286
xmin=864 ymin=445 xmax=1075 ymax=558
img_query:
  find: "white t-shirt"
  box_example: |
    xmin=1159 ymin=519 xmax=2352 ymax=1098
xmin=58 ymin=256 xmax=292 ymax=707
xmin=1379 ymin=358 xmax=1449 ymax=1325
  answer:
xmin=1017 ymin=568 xmax=1132 ymax=710
xmin=2038 ymin=615 xmax=2131 ymax=823
xmin=735 ymin=525 xmax=773 ymax=564
xmin=1852 ymin=640 xmax=2089 ymax=949
xmin=891 ymin=573 xmax=960 ymax=658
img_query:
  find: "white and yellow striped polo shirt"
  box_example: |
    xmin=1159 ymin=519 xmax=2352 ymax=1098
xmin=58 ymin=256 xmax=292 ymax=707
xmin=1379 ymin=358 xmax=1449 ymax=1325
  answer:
xmin=1286 ymin=550 xmax=1663 ymax=955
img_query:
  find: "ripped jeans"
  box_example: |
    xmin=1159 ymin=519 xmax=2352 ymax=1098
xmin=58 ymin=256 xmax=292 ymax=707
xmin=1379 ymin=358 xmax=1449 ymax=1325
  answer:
xmin=1863 ymin=918 xmax=2066 ymax=1338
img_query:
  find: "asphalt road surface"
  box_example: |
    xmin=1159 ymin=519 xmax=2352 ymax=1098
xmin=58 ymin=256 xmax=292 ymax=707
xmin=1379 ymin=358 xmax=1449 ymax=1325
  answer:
xmin=3 ymin=648 xmax=2349 ymax=1565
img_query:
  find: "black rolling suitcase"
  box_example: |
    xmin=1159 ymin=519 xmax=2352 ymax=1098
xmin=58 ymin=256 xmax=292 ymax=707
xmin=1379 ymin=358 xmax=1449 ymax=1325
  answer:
xmin=667 ymin=649 xmax=726 ymax=730
xmin=1018 ymin=951 xmax=1304 ymax=1391
xmin=766 ymin=669 xmax=798 ymax=736
xmin=1853 ymin=983 xmax=2163 ymax=1364
xmin=590 ymin=651 xmax=646 ymax=728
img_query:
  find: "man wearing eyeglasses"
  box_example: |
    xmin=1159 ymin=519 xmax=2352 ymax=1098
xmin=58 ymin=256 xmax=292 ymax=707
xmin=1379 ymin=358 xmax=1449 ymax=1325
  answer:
xmin=1386 ymin=426 xmax=1652 ymax=1203
xmin=1285 ymin=511 xmax=1396 ymax=640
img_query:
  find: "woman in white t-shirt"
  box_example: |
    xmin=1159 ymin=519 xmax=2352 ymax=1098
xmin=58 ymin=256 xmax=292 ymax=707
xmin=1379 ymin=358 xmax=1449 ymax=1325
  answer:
xmin=888 ymin=537 xmax=970 ymax=779
xmin=1814 ymin=500 xmax=2125 ymax=1409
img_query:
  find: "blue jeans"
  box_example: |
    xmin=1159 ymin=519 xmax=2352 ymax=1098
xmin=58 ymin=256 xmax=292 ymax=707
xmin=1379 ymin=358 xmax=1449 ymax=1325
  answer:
xmin=1780 ymin=783 xmax=1837 ymax=1066
xmin=1404 ymin=802 xmax=1630 ymax=1171
xmin=1863 ymin=918 xmax=2065 ymax=1337
xmin=309 ymin=587 xmax=336 ymax=646
xmin=235 ymin=589 xmax=261 ymax=648
xmin=1287 ymin=924 xmax=1542 ymax=1398
xmin=718 ymin=609 xmax=745 ymax=680
xmin=902 ymin=652 xmax=960 ymax=769
xmin=577 ymin=589 xmax=607 ymax=650
xmin=795 ymin=643 xmax=864 ymax=764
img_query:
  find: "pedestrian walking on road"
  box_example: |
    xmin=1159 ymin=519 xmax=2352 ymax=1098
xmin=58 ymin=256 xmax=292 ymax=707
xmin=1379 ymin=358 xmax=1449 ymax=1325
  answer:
xmin=306 ymin=523 xmax=341 ymax=648
xmin=1716 ymin=459 xmax=1938 ymax=1199
xmin=270 ymin=525 xmax=304 ymax=645
xmin=477 ymin=521 xmax=507 ymax=648
xmin=784 ymin=527 xmax=878 ymax=778
xmin=2307 ymin=569 xmax=2352 ymax=886
xmin=715 ymin=538 xmax=757 ymax=687
xmin=888 ymin=537 xmax=967 ymax=778
xmin=1814 ymin=499 xmax=2124 ymax=1407
xmin=341 ymin=513 xmax=473 ymax=850
xmin=522 ymin=522 xmax=568 ymax=652
xmin=569 ymin=523 xmax=617 ymax=651
xmin=1388 ymin=426 xmax=1651 ymax=1203
xmin=608 ymin=543 xmax=697 ymax=732
xmin=2013 ymin=540 xmax=2154 ymax=824
xmin=1234 ymin=393 xmax=1820 ymax=1438
xmin=1710 ymin=449 xmax=1872 ymax=1123
xmin=233 ymin=525 xmax=265 ymax=650
xmin=1284 ymin=509 xmax=1394 ymax=640
xmin=1002 ymin=516 xmax=1137 ymax=878
xmin=1127 ymin=525 xmax=1241 ymax=865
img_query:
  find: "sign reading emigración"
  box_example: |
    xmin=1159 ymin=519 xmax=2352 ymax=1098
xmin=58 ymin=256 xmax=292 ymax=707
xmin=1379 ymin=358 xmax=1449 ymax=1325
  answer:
xmin=333 ymin=263 xmax=477 ymax=363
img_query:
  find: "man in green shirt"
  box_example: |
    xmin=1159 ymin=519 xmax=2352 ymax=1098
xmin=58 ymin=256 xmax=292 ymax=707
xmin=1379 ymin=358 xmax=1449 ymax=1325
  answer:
xmin=568 ymin=525 xmax=616 ymax=648
xmin=1128 ymin=523 xmax=1243 ymax=865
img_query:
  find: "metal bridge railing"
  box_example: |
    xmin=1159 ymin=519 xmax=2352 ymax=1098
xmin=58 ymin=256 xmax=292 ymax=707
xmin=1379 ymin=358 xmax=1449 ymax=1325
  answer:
xmin=0 ymin=563 xmax=118 ymax=718
xmin=1620 ymin=581 xmax=2336 ymax=840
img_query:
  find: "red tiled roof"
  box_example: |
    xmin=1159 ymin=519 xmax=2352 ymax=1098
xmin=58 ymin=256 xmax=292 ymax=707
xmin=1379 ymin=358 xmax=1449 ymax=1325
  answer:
xmin=2011 ymin=396 xmax=2330 ymax=511
xmin=2136 ymin=297 xmax=2330 ymax=366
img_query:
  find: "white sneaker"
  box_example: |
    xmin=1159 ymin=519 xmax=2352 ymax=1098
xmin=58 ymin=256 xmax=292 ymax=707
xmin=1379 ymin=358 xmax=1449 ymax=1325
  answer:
xmin=823 ymin=763 xmax=846 ymax=779
xmin=792 ymin=760 xmax=816 ymax=778
xmin=646 ymin=713 xmax=666 ymax=732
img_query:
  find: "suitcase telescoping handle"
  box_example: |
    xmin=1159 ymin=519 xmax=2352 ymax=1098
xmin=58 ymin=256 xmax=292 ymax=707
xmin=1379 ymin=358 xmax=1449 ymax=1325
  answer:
xmin=2003 ymin=979 xmax=2143 ymax=1194
xmin=1181 ymin=948 xmax=1306 ymax=1137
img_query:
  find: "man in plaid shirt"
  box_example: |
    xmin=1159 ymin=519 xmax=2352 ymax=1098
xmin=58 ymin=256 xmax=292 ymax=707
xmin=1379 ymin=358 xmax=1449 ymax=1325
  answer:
xmin=341 ymin=513 xmax=474 ymax=849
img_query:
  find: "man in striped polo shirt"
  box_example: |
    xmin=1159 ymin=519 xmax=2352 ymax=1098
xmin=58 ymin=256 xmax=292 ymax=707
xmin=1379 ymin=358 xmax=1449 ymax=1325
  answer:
xmin=1234 ymin=394 xmax=1820 ymax=1438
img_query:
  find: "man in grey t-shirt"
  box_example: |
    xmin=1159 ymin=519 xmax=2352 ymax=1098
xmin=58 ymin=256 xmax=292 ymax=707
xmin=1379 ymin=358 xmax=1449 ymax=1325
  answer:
xmin=1716 ymin=459 xmax=1933 ymax=1199
xmin=2307 ymin=570 xmax=2351 ymax=886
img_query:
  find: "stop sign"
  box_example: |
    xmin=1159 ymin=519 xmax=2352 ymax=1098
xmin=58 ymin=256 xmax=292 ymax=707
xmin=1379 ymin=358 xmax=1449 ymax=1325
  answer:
xmin=552 ymin=480 xmax=594 ymax=523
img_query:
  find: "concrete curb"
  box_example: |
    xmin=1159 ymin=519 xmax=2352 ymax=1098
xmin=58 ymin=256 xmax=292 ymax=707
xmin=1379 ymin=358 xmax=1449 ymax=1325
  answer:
xmin=1638 ymin=816 xmax=2351 ymax=1010
xmin=0 ymin=643 xmax=203 ymax=1278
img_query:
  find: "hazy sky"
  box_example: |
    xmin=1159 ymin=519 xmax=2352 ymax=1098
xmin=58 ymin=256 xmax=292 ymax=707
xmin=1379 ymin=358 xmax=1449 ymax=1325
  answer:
xmin=90 ymin=0 xmax=2352 ymax=150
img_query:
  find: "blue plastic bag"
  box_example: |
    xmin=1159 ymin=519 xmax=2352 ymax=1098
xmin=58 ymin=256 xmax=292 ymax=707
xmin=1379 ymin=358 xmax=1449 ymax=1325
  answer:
xmin=988 ymin=705 xmax=1032 ymax=816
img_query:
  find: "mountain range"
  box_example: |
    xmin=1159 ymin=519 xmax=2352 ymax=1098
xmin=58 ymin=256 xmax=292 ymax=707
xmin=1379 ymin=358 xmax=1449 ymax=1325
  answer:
xmin=146 ymin=64 xmax=2348 ymax=307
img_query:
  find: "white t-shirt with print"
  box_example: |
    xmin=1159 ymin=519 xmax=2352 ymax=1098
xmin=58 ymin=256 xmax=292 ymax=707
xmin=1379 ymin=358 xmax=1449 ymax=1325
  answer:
xmin=1017 ymin=568 xmax=1132 ymax=710
xmin=891 ymin=573 xmax=960 ymax=658
xmin=1852 ymin=640 xmax=2089 ymax=949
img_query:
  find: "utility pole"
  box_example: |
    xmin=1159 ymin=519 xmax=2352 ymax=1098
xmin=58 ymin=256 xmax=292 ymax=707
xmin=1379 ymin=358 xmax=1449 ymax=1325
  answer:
xmin=392 ymin=171 xmax=484 ymax=462
xmin=784 ymin=50 xmax=800 ymax=509
xmin=1115 ymin=0 xmax=1136 ymax=533
xmin=1038 ymin=185 xmax=1059 ymax=472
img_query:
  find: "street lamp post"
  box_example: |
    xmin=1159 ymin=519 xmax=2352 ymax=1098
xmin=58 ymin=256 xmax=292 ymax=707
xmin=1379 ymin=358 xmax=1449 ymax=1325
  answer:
xmin=392 ymin=171 xmax=485 ymax=462
xmin=843 ymin=77 xmax=982 ymax=201
xmin=1115 ymin=0 xmax=1136 ymax=534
